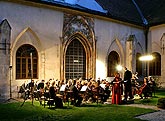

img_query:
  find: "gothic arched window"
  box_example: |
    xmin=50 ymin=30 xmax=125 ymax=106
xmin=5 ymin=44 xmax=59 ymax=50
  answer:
xmin=65 ymin=39 xmax=86 ymax=80
xmin=107 ymin=51 xmax=120 ymax=77
xmin=16 ymin=44 xmax=38 ymax=79
xmin=149 ymin=52 xmax=161 ymax=76
xmin=136 ymin=53 xmax=142 ymax=75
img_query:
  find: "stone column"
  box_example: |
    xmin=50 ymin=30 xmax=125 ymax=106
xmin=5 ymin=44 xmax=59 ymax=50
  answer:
xmin=0 ymin=19 xmax=11 ymax=102
xmin=125 ymin=36 xmax=134 ymax=72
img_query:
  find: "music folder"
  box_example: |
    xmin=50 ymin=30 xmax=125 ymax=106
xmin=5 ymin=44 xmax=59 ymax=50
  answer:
xmin=60 ymin=84 xmax=66 ymax=91
xmin=80 ymin=86 xmax=87 ymax=91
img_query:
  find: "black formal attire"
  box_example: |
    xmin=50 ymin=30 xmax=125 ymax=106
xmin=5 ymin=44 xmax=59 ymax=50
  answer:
xmin=71 ymin=85 xmax=83 ymax=106
xmin=103 ymin=86 xmax=111 ymax=102
xmin=37 ymin=82 xmax=45 ymax=99
xmin=124 ymin=70 xmax=133 ymax=100
xmin=37 ymin=82 xmax=44 ymax=90
xmin=49 ymin=86 xmax=63 ymax=108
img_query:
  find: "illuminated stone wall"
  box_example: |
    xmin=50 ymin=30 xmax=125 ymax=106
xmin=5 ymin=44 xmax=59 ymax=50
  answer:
xmin=0 ymin=1 xmax=164 ymax=101
xmin=149 ymin=25 xmax=165 ymax=88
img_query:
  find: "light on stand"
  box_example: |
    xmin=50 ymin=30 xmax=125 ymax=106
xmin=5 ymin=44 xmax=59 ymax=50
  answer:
xmin=116 ymin=65 xmax=123 ymax=71
xmin=139 ymin=55 xmax=154 ymax=61
xmin=9 ymin=65 xmax=12 ymax=98
xmin=139 ymin=54 xmax=154 ymax=76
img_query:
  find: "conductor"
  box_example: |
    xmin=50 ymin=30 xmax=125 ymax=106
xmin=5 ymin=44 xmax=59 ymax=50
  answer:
xmin=124 ymin=67 xmax=133 ymax=101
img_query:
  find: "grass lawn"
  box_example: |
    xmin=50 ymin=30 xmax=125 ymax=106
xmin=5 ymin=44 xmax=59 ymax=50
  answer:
xmin=0 ymin=102 xmax=154 ymax=121
xmin=0 ymin=90 xmax=164 ymax=121
xmin=134 ymin=89 xmax=165 ymax=105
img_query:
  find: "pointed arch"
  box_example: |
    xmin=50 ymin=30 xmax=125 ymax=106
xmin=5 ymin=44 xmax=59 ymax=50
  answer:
xmin=107 ymin=51 xmax=120 ymax=77
xmin=65 ymin=39 xmax=86 ymax=80
xmin=11 ymin=27 xmax=42 ymax=80
xmin=11 ymin=27 xmax=42 ymax=51
xmin=16 ymin=44 xmax=38 ymax=79
xmin=149 ymin=52 xmax=161 ymax=76
xmin=107 ymin=38 xmax=124 ymax=65
xmin=63 ymin=14 xmax=95 ymax=43
xmin=62 ymin=14 xmax=96 ymax=80
xmin=136 ymin=53 xmax=142 ymax=75
xmin=61 ymin=32 xmax=95 ymax=80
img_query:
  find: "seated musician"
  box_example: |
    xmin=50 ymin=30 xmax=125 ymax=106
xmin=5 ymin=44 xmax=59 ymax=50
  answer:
xmin=37 ymin=80 xmax=45 ymax=98
xmin=103 ymin=81 xmax=111 ymax=102
xmin=37 ymin=80 xmax=45 ymax=90
xmin=85 ymin=80 xmax=95 ymax=102
xmin=131 ymin=74 xmax=139 ymax=96
xmin=18 ymin=81 xmax=26 ymax=93
xmin=49 ymin=81 xmax=63 ymax=108
xmin=44 ymin=81 xmax=50 ymax=92
xmin=25 ymin=80 xmax=35 ymax=99
xmin=79 ymin=80 xmax=88 ymax=101
xmin=63 ymin=79 xmax=75 ymax=103
xmin=138 ymin=77 xmax=150 ymax=99
xmin=148 ymin=76 xmax=156 ymax=96
xmin=26 ymin=80 xmax=35 ymax=90
xmin=93 ymin=80 xmax=105 ymax=103
xmin=70 ymin=79 xmax=83 ymax=106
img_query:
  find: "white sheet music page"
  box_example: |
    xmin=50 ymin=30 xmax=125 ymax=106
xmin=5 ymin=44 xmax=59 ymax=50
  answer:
xmin=60 ymin=84 xmax=66 ymax=91
xmin=100 ymin=84 xmax=106 ymax=89
xmin=80 ymin=85 xmax=87 ymax=91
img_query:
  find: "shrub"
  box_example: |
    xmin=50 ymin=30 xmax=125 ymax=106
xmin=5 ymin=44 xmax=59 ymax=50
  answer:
xmin=157 ymin=98 xmax=165 ymax=109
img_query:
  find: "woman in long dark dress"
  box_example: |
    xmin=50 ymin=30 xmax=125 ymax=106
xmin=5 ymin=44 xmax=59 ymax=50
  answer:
xmin=111 ymin=73 xmax=123 ymax=104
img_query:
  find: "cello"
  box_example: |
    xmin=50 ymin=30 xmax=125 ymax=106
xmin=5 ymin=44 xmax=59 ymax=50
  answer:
xmin=137 ymin=77 xmax=148 ymax=95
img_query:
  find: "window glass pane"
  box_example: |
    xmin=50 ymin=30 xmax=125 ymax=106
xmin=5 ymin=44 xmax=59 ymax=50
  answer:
xmin=108 ymin=51 xmax=119 ymax=77
xmin=149 ymin=52 xmax=161 ymax=76
xmin=16 ymin=44 xmax=38 ymax=79
xmin=65 ymin=39 xmax=86 ymax=80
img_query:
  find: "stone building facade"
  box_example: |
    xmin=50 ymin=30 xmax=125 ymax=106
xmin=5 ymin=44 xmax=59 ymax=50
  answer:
xmin=0 ymin=0 xmax=164 ymax=101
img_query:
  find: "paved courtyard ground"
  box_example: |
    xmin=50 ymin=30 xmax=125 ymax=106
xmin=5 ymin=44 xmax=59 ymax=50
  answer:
xmin=124 ymin=104 xmax=165 ymax=121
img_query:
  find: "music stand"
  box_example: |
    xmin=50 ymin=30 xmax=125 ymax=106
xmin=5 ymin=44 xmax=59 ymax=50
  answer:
xmin=21 ymin=52 xmax=34 ymax=107
xmin=5 ymin=66 xmax=19 ymax=102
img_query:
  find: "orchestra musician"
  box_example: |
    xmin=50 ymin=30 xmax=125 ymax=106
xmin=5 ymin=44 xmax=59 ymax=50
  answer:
xmin=131 ymin=73 xmax=140 ymax=96
xmin=103 ymin=81 xmax=111 ymax=102
xmin=25 ymin=80 xmax=35 ymax=99
xmin=49 ymin=81 xmax=63 ymax=108
xmin=138 ymin=77 xmax=150 ymax=99
xmin=37 ymin=80 xmax=45 ymax=99
xmin=44 ymin=81 xmax=50 ymax=92
xmin=85 ymin=80 xmax=95 ymax=102
xmin=148 ymin=76 xmax=156 ymax=96
xmin=70 ymin=79 xmax=83 ymax=106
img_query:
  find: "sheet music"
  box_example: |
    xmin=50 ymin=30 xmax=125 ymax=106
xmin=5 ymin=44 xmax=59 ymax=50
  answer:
xmin=60 ymin=84 xmax=66 ymax=91
xmin=100 ymin=84 xmax=106 ymax=89
xmin=106 ymin=77 xmax=114 ymax=83
xmin=80 ymin=86 xmax=87 ymax=91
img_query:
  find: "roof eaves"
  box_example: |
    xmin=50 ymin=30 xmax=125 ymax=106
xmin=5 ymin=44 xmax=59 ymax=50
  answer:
xmin=25 ymin=0 xmax=143 ymax=27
